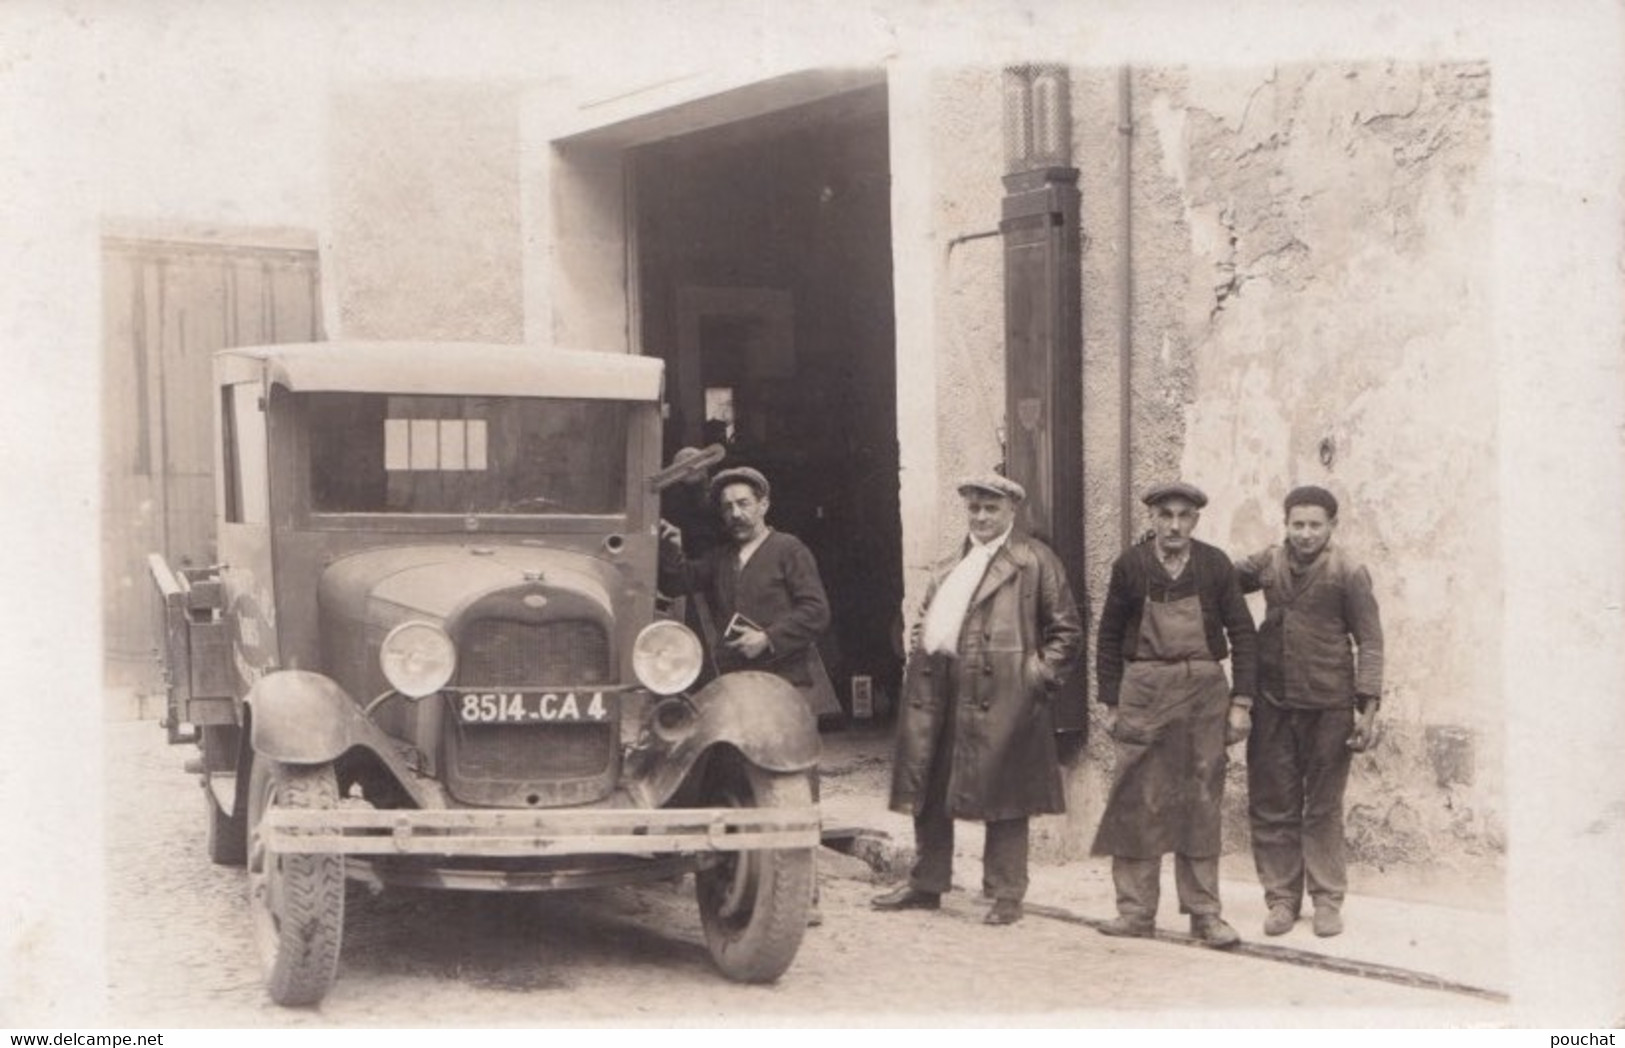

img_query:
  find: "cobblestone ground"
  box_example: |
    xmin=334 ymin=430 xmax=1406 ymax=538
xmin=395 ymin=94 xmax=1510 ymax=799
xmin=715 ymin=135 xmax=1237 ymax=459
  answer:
xmin=101 ymin=722 xmax=1497 ymax=1027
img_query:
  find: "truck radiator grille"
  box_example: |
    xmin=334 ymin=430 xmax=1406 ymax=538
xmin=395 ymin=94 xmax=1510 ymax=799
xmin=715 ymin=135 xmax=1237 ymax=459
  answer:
xmin=450 ymin=721 xmax=614 ymax=782
xmin=446 ymin=616 xmax=617 ymax=799
xmin=457 ymin=618 xmax=611 ymax=686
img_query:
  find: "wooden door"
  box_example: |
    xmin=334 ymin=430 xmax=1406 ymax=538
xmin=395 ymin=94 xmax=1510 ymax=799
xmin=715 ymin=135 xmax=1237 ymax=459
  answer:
xmin=102 ymin=230 xmax=322 ymax=686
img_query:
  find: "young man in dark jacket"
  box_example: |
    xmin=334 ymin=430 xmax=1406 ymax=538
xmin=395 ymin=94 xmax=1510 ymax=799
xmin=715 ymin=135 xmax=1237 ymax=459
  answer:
xmin=1091 ymin=481 xmax=1257 ymax=948
xmin=1235 ymin=485 xmax=1383 ymax=939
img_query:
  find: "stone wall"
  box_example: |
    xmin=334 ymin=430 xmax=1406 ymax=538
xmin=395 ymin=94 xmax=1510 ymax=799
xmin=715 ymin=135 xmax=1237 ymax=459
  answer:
xmin=913 ymin=61 xmax=1500 ymax=866
xmin=1113 ymin=61 xmax=1500 ymax=864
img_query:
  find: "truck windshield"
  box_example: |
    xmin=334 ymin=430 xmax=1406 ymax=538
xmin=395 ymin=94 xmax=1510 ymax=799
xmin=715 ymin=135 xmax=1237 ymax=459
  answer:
xmin=304 ymin=392 xmax=629 ymax=515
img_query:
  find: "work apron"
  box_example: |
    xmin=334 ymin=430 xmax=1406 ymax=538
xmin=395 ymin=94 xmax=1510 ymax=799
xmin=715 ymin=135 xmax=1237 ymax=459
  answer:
xmin=1091 ymin=589 xmax=1232 ymax=858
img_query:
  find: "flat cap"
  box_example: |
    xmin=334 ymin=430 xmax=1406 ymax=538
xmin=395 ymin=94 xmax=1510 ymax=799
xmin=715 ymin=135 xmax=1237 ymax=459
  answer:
xmin=1142 ymin=480 xmax=1208 ymax=508
xmin=710 ymin=466 xmax=770 ymax=502
xmin=957 ymin=474 xmax=1026 ymax=502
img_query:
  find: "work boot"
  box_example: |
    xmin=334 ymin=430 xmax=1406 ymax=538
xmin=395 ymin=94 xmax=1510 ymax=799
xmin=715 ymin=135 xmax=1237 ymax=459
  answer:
xmin=1097 ymin=915 xmax=1155 ymax=938
xmin=984 ymin=899 xmax=1023 ymax=926
xmin=1191 ymin=914 xmax=1241 ymax=949
xmin=870 ymin=885 xmax=941 ymax=911
xmin=1263 ymin=904 xmax=1297 ymax=936
xmin=1312 ymin=906 xmax=1344 ymax=937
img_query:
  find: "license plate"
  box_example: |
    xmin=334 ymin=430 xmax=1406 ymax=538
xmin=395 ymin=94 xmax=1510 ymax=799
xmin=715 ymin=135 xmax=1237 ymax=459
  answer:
xmin=451 ymin=690 xmax=616 ymax=725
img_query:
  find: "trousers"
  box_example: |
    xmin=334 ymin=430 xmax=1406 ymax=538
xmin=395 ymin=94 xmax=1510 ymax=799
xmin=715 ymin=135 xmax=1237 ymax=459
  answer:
xmin=1246 ymin=700 xmax=1355 ymax=911
xmin=1110 ymin=853 xmax=1222 ymax=920
xmin=908 ymin=661 xmax=1030 ymax=902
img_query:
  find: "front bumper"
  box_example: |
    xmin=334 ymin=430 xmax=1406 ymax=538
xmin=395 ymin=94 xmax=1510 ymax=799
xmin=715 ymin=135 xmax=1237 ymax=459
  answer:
xmin=260 ymin=804 xmax=821 ymax=857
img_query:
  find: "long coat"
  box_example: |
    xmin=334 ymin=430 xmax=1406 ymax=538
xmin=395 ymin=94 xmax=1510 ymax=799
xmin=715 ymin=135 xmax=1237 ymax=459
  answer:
xmin=888 ymin=534 xmax=1083 ymax=821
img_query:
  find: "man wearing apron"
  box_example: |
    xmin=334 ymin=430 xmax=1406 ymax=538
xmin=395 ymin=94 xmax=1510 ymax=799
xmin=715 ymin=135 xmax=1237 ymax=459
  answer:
xmin=1091 ymin=481 xmax=1258 ymax=948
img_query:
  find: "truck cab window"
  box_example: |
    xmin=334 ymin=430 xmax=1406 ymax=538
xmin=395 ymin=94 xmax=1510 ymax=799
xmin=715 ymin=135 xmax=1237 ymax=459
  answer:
xmin=220 ymin=383 xmax=269 ymax=525
xmin=305 ymin=392 xmax=629 ymax=515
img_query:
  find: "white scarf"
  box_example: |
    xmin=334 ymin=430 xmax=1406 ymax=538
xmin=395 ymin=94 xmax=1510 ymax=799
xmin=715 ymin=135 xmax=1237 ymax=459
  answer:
xmin=919 ymin=526 xmax=1011 ymax=655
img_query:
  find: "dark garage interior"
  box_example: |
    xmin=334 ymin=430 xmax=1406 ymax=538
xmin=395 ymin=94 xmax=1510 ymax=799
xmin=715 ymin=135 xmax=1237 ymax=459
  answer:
xmin=631 ymin=84 xmax=902 ymax=715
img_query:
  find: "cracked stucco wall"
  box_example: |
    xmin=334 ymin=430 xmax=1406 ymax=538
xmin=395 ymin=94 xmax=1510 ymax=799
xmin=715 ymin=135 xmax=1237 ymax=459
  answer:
xmin=1123 ymin=61 xmax=1500 ymax=863
xmin=915 ymin=62 xmax=1500 ymax=866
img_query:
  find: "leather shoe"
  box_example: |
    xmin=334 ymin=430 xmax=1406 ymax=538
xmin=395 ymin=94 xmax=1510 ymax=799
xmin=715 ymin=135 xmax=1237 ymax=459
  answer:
xmin=1097 ymin=915 xmax=1155 ymax=938
xmin=1263 ymin=904 xmax=1297 ymax=936
xmin=871 ymin=886 xmax=941 ymax=911
xmin=984 ymin=899 xmax=1023 ymax=925
xmin=1312 ymin=907 xmax=1343 ymax=937
xmin=1191 ymin=914 xmax=1241 ymax=949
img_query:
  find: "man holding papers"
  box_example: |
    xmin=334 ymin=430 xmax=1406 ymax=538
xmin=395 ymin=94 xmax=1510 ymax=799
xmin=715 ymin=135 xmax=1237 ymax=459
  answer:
xmin=658 ymin=466 xmax=836 ymax=713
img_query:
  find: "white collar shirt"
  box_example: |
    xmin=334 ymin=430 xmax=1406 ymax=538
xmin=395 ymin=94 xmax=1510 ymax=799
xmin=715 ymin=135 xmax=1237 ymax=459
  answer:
xmin=918 ymin=525 xmax=1013 ymax=656
xmin=735 ymin=527 xmax=772 ymax=569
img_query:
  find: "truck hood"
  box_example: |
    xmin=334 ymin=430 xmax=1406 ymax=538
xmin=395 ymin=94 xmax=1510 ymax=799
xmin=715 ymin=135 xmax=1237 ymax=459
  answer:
xmin=318 ymin=544 xmax=619 ymax=629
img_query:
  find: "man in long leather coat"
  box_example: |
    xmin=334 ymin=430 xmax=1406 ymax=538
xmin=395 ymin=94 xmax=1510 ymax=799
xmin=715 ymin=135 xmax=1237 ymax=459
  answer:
xmin=872 ymin=474 xmax=1082 ymax=926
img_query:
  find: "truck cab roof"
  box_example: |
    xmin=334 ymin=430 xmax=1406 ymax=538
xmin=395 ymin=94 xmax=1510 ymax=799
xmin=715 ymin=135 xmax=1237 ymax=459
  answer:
xmin=216 ymin=341 xmax=665 ymax=402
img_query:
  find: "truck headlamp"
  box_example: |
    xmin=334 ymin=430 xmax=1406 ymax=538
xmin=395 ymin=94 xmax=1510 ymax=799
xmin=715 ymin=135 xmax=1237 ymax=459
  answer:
xmin=631 ymin=621 xmax=703 ymax=696
xmin=380 ymin=621 xmax=457 ymax=698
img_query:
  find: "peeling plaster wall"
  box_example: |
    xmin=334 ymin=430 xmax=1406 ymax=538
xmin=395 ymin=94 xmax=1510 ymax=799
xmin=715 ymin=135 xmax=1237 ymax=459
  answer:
xmin=329 ymin=83 xmax=525 ymax=341
xmin=900 ymin=61 xmax=1503 ymax=866
xmin=1126 ymin=62 xmax=1500 ymax=860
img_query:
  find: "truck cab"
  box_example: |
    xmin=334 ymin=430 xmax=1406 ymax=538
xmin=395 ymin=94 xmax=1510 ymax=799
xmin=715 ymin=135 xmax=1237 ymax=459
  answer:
xmin=151 ymin=341 xmax=819 ymax=1006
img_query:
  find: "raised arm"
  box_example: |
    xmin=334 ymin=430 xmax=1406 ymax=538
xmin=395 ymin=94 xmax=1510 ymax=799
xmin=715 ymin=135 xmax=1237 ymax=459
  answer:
xmin=1216 ymin=554 xmax=1259 ymax=701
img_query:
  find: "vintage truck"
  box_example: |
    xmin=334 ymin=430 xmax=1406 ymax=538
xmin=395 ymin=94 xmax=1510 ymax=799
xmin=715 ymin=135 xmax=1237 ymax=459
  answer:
xmin=149 ymin=341 xmax=820 ymax=1006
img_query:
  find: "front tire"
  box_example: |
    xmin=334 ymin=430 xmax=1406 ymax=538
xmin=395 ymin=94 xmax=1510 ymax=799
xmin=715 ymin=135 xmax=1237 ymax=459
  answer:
xmin=694 ymin=756 xmax=814 ymax=983
xmin=247 ymin=758 xmax=345 ymax=1006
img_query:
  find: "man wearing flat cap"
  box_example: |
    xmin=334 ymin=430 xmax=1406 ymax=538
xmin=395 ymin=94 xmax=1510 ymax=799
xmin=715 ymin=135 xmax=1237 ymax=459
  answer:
xmin=1234 ymin=485 xmax=1384 ymax=939
xmin=1091 ymin=480 xmax=1257 ymax=948
xmin=658 ymin=466 xmax=834 ymax=705
xmin=873 ymin=473 xmax=1082 ymax=926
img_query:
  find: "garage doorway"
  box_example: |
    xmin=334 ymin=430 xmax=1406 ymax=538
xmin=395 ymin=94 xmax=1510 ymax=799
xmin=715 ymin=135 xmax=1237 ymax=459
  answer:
xmin=630 ymin=84 xmax=902 ymax=716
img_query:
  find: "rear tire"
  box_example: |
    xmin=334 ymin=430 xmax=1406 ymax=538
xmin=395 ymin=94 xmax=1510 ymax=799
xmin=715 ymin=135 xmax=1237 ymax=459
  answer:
xmin=247 ymin=758 xmax=345 ymax=1006
xmin=694 ymin=757 xmax=814 ymax=983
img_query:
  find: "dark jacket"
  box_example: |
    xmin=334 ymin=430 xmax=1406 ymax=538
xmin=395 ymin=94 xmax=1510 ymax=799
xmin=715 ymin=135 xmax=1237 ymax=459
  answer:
xmin=660 ymin=530 xmax=830 ymax=687
xmin=1235 ymin=542 xmax=1383 ymax=708
xmin=1095 ymin=538 xmax=1258 ymax=706
xmin=888 ymin=534 xmax=1083 ymax=821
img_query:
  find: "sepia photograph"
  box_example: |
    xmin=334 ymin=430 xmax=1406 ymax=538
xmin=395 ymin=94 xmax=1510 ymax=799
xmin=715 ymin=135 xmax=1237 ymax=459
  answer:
xmin=2 ymin=0 xmax=1621 ymax=1032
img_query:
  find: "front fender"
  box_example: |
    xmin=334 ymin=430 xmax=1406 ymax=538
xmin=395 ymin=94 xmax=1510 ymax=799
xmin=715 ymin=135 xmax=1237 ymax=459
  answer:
xmin=246 ymin=669 xmax=365 ymax=765
xmin=630 ymin=670 xmax=820 ymax=808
